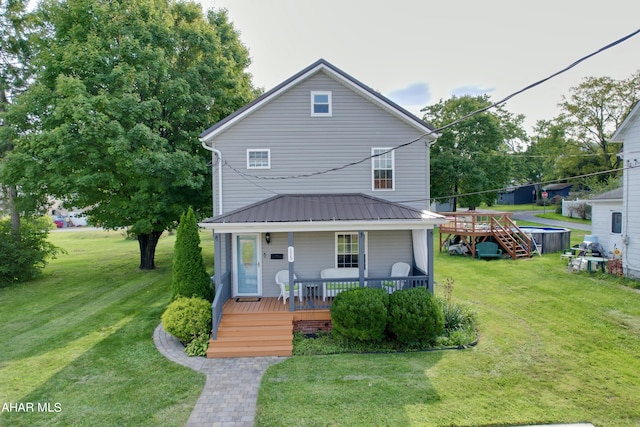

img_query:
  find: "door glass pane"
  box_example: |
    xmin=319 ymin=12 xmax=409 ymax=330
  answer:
xmin=237 ymin=235 xmax=258 ymax=294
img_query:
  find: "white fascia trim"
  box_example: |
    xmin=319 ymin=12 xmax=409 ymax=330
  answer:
xmin=198 ymin=218 xmax=446 ymax=234
xmin=611 ymin=101 xmax=640 ymax=142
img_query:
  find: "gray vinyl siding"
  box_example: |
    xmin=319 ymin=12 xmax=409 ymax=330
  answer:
xmin=622 ymin=117 xmax=640 ymax=278
xmin=228 ymin=230 xmax=413 ymax=298
xmin=212 ymin=71 xmax=430 ymax=213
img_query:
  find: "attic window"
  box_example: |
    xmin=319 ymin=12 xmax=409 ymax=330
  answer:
xmin=311 ymin=91 xmax=332 ymax=116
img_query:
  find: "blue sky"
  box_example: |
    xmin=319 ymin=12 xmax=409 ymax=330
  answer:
xmin=199 ymin=0 xmax=640 ymax=133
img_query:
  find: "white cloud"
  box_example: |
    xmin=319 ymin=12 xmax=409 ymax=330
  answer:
xmin=386 ymin=82 xmax=432 ymax=108
xmin=450 ymin=85 xmax=495 ymax=98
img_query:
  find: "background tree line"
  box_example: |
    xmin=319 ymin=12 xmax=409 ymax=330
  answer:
xmin=424 ymin=71 xmax=640 ymax=211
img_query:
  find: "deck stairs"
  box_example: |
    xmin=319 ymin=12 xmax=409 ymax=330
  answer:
xmin=490 ymin=217 xmax=532 ymax=259
xmin=206 ymin=311 xmax=294 ymax=358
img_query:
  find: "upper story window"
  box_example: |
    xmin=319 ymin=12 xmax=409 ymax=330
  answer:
xmin=311 ymin=91 xmax=332 ymax=116
xmin=372 ymin=148 xmax=394 ymax=190
xmin=247 ymin=149 xmax=270 ymax=169
xmin=612 ymin=212 xmax=622 ymax=234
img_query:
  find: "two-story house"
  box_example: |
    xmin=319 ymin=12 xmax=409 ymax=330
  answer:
xmin=609 ymin=101 xmax=640 ymax=279
xmin=198 ymin=59 xmax=446 ymax=357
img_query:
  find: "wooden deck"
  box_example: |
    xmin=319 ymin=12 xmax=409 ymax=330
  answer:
xmin=206 ymin=297 xmax=331 ymax=358
xmin=439 ymin=211 xmax=532 ymax=259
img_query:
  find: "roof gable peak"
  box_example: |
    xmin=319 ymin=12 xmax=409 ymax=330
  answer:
xmin=200 ymin=58 xmax=437 ymax=142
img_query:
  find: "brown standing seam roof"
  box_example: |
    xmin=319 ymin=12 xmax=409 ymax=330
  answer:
xmin=201 ymin=194 xmax=425 ymax=224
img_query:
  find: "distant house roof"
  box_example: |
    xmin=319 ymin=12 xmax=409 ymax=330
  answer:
xmin=199 ymin=194 xmax=445 ymax=233
xmin=199 ymin=58 xmax=438 ymax=144
xmin=589 ymin=187 xmax=623 ymax=202
xmin=545 ymin=183 xmax=573 ymax=191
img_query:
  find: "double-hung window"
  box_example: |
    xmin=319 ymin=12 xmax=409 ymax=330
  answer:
xmin=336 ymin=232 xmax=367 ymax=269
xmin=311 ymin=91 xmax=332 ymax=116
xmin=611 ymin=212 xmax=622 ymax=234
xmin=372 ymin=148 xmax=394 ymax=190
xmin=247 ymin=149 xmax=270 ymax=169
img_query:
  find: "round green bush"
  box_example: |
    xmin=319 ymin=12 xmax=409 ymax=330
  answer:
xmin=388 ymin=287 xmax=444 ymax=345
xmin=161 ymin=297 xmax=212 ymax=343
xmin=330 ymin=287 xmax=389 ymax=342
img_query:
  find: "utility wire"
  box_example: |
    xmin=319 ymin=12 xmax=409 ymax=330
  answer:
xmin=223 ymin=27 xmax=640 ymax=181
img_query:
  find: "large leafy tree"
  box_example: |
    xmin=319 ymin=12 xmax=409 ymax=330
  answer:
xmin=557 ymin=72 xmax=640 ymax=179
xmin=515 ymin=119 xmax=569 ymax=195
xmin=7 ymin=0 xmax=257 ymax=269
xmin=422 ymin=95 xmax=527 ymax=210
xmin=0 ymin=0 xmax=35 ymax=237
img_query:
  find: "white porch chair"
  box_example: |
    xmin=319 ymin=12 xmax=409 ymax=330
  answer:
xmin=275 ymin=270 xmax=300 ymax=304
xmin=383 ymin=262 xmax=411 ymax=293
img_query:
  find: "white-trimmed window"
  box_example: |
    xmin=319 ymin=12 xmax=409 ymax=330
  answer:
xmin=612 ymin=212 xmax=622 ymax=234
xmin=247 ymin=149 xmax=270 ymax=169
xmin=335 ymin=232 xmax=367 ymax=269
xmin=372 ymin=148 xmax=394 ymax=190
xmin=311 ymin=91 xmax=332 ymax=116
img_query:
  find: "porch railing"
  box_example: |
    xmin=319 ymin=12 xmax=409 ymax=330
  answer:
xmin=211 ymin=271 xmax=231 ymax=340
xmin=292 ymin=275 xmax=429 ymax=310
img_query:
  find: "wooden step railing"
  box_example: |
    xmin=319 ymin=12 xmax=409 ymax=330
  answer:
xmin=490 ymin=216 xmax=532 ymax=259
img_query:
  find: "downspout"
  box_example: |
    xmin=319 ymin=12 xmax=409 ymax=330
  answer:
xmin=201 ymin=140 xmax=223 ymax=215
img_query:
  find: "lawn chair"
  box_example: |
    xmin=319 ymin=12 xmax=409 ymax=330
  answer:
xmin=275 ymin=270 xmax=300 ymax=304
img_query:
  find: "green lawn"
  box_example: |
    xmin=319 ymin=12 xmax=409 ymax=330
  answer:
xmin=0 ymin=229 xmax=211 ymax=427
xmin=2 ymin=227 xmax=639 ymax=426
xmin=256 ymin=228 xmax=640 ymax=426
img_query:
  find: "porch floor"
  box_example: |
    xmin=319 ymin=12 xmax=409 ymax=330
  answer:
xmin=206 ymin=297 xmax=331 ymax=358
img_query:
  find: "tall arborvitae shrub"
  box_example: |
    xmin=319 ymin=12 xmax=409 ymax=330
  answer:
xmin=172 ymin=207 xmax=213 ymax=301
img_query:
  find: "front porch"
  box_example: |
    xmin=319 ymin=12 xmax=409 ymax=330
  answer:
xmin=206 ymin=274 xmax=430 ymax=358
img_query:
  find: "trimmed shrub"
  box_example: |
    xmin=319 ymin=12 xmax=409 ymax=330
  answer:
xmin=161 ymin=297 xmax=212 ymax=343
xmin=330 ymin=287 xmax=389 ymax=342
xmin=388 ymin=287 xmax=444 ymax=345
xmin=172 ymin=207 xmax=213 ymax=301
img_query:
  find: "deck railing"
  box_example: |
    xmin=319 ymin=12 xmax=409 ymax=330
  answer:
xmin=211 ymin=271 xmax=231 ymax=340
xmin=439 ymin=211 xmax=515 ymax=235
xmin=292 ymin=275 xmax=430 ymax=310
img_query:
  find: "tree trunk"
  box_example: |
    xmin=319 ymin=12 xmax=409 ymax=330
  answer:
xmin=8 ymin=185 xmax=20 ymax=242
xmin=137 ymin=230 xmax=163 ymax=270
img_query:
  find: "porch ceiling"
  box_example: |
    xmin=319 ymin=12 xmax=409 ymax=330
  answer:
xmin=199 ymin=194 xmax=446 ymax=233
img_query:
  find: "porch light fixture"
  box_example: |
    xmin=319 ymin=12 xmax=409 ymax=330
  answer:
xmin=265 ymin=233 xmax=271 ymax=244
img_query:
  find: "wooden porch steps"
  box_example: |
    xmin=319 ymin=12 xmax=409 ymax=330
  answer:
xmin=206 ymin=311 xmax=294 ymax=358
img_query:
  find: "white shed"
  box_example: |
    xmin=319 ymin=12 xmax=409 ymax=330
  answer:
xmin=588 ymin=188 xmax=623 ymax=257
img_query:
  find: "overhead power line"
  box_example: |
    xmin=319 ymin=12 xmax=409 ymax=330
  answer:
xmin=218 ymin=27 xmax=640 ymax=181
xmin=426 ymin=167 xmax=624 ymax=203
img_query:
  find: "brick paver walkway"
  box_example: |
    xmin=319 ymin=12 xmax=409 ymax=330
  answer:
xmin=153 ymin=324 xmax=285 ymax=427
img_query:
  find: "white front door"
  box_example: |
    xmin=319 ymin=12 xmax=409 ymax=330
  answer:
xmin=233 ymin=234 xmax=262 ymax=296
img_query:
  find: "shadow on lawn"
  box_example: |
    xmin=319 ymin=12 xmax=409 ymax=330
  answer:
xmin=0 ymin=307 xmax=203 ymax=427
